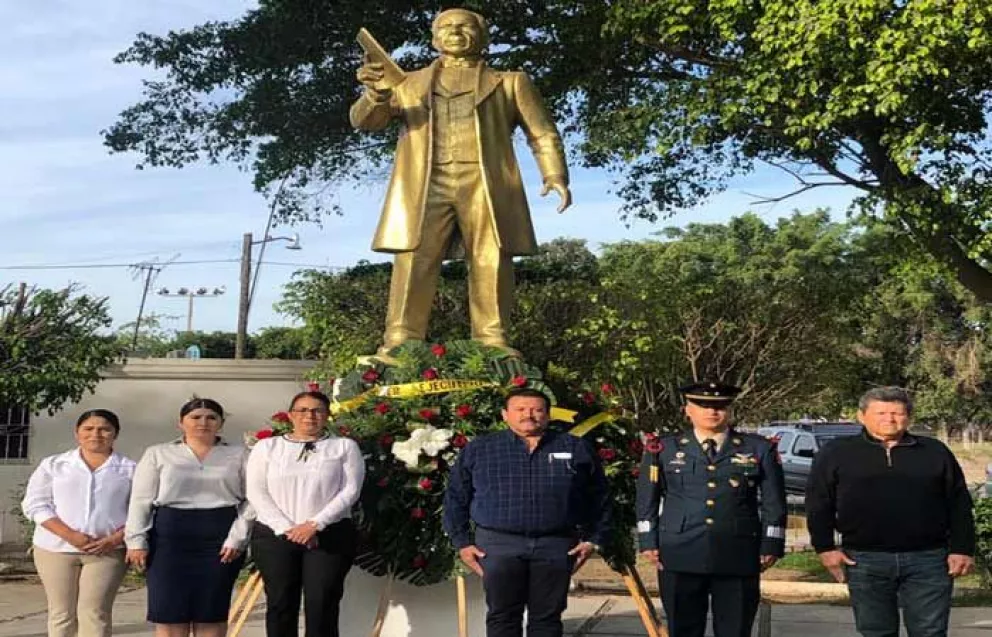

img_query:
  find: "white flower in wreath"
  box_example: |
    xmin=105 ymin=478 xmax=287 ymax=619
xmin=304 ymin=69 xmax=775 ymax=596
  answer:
xmin=408 ymin=425 xmax=454 ymax=457
xmin=391 ymin=438 xmax=423 ymax=469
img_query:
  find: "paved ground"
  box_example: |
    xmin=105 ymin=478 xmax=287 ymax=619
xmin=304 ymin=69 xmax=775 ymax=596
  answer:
xmin=1 ymin=580 xmax=991 ymax=636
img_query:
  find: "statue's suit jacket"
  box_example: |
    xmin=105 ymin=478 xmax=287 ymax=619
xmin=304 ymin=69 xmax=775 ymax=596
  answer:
xmin=349 ymin=60 xmax=568 ymax=257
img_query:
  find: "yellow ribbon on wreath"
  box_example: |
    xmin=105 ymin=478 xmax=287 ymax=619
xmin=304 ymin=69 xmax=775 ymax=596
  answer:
xmin=330 ymin=379 xmax=616 ymax=437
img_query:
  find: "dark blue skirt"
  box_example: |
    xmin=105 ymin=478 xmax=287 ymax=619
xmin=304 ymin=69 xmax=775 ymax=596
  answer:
xmin=147 ymin=506 xmax=245 ymax=624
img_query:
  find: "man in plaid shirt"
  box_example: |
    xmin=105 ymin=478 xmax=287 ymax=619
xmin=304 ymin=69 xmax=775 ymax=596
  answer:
xmin=443 ymin=388 xmax=610 ymax=637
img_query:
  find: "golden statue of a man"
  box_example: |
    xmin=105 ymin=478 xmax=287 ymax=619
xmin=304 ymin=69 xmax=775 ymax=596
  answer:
xmin=350 ymin=8 xmax=572 ymax=356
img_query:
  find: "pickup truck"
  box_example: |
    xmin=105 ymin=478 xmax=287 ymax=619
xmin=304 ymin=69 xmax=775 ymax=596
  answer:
xmin=756 ymin=422 xmax=863 ymax=495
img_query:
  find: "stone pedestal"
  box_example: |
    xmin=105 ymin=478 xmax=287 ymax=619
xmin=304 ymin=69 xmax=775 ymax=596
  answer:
xmin=339 ymin=569 xmax=487 ymax=637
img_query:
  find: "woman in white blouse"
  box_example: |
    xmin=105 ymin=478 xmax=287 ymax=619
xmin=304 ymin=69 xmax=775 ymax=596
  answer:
xmin=246 ymin=390 xmax=365 ymax=637
xmin=21 ymin=409 xmax=136 ymax=637
xmin=124 ymin=398 xmax=252 ymax=637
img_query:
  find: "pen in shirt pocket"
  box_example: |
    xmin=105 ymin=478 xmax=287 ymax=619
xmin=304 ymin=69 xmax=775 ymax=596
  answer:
xmin=548 ymin=452 xmax=575 ymax=472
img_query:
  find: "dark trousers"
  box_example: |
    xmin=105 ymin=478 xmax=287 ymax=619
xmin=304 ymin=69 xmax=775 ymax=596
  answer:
xmin=846 ymin=548 xmax=953 ymax=637
xmin=660 ymin=570 xmax=760 ymax=637
xmin=475 ymin=527 xmax=576 ymax=637
xmin=250 ymin=520 xmax=356 ymax=637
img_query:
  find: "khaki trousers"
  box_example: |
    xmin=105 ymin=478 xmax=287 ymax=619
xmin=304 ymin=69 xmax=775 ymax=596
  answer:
xmin=33 ymin=546 xmax=127 ymax=637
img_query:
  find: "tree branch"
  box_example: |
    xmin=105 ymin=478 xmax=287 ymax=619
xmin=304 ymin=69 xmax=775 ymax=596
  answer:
xmin=743 ymin=181 xmax=857 ymax=205
xmin=633 ymin=37 xmax=736 ymax=69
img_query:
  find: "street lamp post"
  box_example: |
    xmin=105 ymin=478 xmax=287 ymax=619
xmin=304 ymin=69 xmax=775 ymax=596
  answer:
xmin=235 ymin=232 xmax=301 ymax=359
xmin=157 ymin=286 xmax=226 ymax=333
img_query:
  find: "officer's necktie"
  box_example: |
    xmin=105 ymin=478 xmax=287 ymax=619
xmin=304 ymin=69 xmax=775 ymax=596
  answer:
xmin=703 ymin=438 xmax=717 ymax=463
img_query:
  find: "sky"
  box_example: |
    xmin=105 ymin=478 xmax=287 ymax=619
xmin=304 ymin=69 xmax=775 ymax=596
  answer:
xmin=0 ymin=1 xmax=859 ymax=337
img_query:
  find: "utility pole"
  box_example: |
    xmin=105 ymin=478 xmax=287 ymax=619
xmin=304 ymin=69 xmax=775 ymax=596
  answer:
xmin=235 ymin=231 xmax=301 ymax=359
xmin=235 ymin=233 xmax=252 ymax=359
xmin=131 ymin=264 xmax=161 ymax=351
xmin=128 ymin=257 xmax=179 ymax=352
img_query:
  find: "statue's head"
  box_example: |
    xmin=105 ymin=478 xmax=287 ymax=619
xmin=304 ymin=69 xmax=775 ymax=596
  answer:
xmin=431 ymin=8 xmax=489 ymax=58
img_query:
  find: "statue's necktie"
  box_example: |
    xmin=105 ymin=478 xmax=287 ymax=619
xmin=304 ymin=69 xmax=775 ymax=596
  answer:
xmin=703 ymin=438 xmax=717 ymax=463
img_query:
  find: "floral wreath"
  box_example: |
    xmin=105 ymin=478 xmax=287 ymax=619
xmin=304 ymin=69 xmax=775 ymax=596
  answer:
xmin=250 ymin=340 xmax=642 ymax=585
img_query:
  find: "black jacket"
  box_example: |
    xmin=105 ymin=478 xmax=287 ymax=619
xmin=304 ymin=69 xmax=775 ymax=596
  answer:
xmin=806 ymin=429 xmax=975 ymax=555
xmin=636 ymin=430 xmax=787 ymax=576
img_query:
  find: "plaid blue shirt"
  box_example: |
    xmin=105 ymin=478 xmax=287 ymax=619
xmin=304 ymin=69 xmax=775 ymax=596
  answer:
xmin=443 ymin=429 xmax=610 ymax=548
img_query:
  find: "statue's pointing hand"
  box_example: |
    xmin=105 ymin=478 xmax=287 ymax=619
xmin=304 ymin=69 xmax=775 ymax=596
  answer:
xmin=540 ymin=175 xmax=572 ymax=213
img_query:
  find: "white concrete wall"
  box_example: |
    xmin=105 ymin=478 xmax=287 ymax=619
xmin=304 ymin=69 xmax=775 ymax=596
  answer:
xmin=0 ymin=359 xmax=315 ymax=544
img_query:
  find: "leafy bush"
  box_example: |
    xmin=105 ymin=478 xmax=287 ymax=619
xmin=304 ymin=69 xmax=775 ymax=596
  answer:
xmin=974 ymin=497 xmax=992 ymax=587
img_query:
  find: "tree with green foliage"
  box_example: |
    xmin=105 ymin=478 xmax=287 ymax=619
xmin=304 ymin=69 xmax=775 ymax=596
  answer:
xmin=105 ymin=1 xmax=992 ymax=299
xmin=565 ymin=212 xmax=879 ymax=428
xmin=166 ymin=331 xmax=239 ymax=358
xmin=253 ymin=326 xmax=319 ymax=359
xmin=113 ymin=313 xmax=179 ymax=356
xmin=277 ymin=240 xmax=600 ymax=377
xmin=857 ymin=254 xmax=992 ymax=438
xmin=0 ymin=284 xmax=118 ymax=414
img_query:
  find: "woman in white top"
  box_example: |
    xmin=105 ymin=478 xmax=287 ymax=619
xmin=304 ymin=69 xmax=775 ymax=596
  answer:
xmin=124 ymin=398 xmax=252 ymax=637
xmin=21 ymin=409 xmax=136 ymax=637
xmin=246 ymin=390 xmax=365 ymax=637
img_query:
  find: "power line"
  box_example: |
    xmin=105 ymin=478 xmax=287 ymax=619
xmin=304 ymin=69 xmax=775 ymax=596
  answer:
xmin=0 ymin=259 xmax=240 ymax=270
xmin=0 ymin=259 xmax=352 ymax=271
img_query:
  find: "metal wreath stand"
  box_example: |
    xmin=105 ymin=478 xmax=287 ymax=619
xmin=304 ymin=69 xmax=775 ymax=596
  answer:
xmin=227 ymin=566 xmax=671 ymax=637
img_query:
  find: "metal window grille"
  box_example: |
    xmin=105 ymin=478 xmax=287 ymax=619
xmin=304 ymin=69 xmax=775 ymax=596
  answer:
xmin=0 ymin=405 xmax=30 ymax=463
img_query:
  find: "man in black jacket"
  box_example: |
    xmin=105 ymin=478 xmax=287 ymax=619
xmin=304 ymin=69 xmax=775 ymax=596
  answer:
xmin=806 ymin=386 xmax=975 ymax=637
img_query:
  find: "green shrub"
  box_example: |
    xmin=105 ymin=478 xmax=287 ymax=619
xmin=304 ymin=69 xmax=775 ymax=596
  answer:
xmin=975 ymin=497 xmax=992 ymax=587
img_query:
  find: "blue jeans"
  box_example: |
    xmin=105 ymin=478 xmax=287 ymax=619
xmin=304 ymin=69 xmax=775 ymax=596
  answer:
xmin=846 ymin=548 xmax=953 ymax=637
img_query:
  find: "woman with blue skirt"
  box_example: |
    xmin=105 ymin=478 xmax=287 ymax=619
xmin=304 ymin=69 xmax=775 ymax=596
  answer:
xmin=124 ymin=398 xmax=252 ymax=637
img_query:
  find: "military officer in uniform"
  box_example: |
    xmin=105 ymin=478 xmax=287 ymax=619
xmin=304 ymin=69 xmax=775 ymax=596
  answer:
xmin=636 ymin=381 xmax=787 ymax=637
